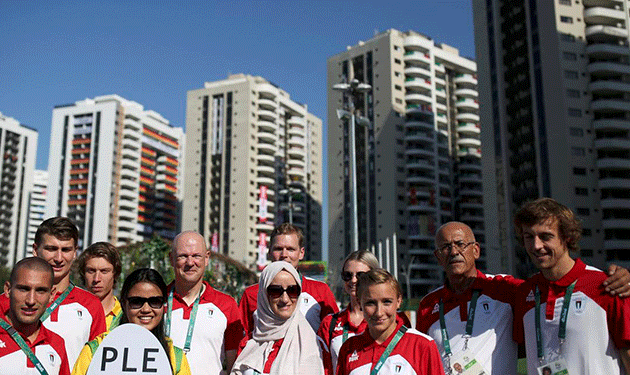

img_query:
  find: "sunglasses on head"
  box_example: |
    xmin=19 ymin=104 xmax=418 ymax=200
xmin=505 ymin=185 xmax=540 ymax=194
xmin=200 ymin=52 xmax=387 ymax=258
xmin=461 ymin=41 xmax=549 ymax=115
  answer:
xmin=341 ymin=271 xmax=366 ymax=282
xmin=267 ymin=284 xmax=301 ymax=299
xmin=126 ymin=296 xmax=165 ymax=309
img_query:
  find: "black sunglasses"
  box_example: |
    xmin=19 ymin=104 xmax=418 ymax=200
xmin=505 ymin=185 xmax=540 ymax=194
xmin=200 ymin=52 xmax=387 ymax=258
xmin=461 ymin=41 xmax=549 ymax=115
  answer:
xmin=341 ymin=271 xmax=366 ymax=282
xmin=126 ymin=296 xmax=165 ymax=309
xmin=267 ymin=284 xmax=301 ymax=299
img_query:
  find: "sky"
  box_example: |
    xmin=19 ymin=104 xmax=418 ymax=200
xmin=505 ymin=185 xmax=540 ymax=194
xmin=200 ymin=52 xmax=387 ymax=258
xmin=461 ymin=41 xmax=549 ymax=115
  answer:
xmin=1 ymin=0 xmax=475 ymax=256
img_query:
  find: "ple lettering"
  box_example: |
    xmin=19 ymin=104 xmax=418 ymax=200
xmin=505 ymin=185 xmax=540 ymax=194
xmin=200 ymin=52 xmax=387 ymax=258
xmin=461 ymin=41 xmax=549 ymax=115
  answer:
xmin=100 ymin=347 xmax=160 ymax=372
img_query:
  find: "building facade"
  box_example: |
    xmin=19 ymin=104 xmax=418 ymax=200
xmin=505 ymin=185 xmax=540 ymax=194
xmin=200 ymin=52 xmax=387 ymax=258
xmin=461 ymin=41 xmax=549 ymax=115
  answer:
xmin=183 ymin=74 xmax=323 ymax=269
xmin=46 ymin=95 xmax=184 ymax=248
xmin=25 ymin=169 xmax=48 ymax=256
xmin=327 ymin=30 xmax=484 ymax=298
xmin=0 ymin=112 xmax=38 ymax=266
xmin=473 ymin=0 xmax=630 ymax=274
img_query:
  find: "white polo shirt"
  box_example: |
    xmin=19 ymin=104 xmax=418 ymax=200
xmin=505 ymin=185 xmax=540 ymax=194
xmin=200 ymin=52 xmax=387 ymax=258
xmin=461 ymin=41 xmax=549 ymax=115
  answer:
xmin=0 ymin=324 xmax=70 ymax=375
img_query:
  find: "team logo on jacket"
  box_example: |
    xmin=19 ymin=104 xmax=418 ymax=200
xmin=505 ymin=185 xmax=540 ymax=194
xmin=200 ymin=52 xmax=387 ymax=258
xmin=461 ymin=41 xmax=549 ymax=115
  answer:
xmin=432 ymin=303 xmax=439 ymax=314
xmin=0 ymin=339 xmax=5 ymax=348
xmin=208 ymin=308 xmax=214 ymax=317
xmin=48 ymin=351 xmax=55 ymax=365
xmin=526 ymin=290 xmax=535 ymax=302
xmin=572 ymin=297 xmax=585 ymax=315
xmin=349 ymin=351 xmax=359 ymax=362
xmin=334 ymin=324 xmax=343 ymax=331
xmin=482 ymin=302 xmax=491 ymax=314
xmin=303 ymin=297 xmax=309 ymax=304
xmin=395 ymin=365 xmax=402 ymax=373
xmin=77 ymin=310 xmax=83 ymax=319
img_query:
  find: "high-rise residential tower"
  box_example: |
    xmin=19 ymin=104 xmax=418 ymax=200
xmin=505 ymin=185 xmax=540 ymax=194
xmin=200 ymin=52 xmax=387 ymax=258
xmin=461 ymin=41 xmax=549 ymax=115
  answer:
xmin=0 ymin=112 xmax=37 ymax=266
xmin=473 ymin=0 xmax=630 ymax=274
xmin=183 ymin=74 xmax=323 ymax=269
xmin=25 ymin=169 xmax=48 ymax=256
xmin=327 ymin=29 xmax=483 ymax=297
xmin=46 ymin=95 xmax=184 ymax=248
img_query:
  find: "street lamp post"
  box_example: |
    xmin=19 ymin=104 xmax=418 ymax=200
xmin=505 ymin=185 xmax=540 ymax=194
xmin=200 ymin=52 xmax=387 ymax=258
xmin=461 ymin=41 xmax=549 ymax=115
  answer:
xmin=333 ymin=78 xmax=371 ymax=253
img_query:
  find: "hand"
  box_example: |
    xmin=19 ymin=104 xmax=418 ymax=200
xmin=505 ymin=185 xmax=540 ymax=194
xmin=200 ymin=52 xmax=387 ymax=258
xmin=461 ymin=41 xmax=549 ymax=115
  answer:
xmin=603 ymin=264 xmax=630 ymax=298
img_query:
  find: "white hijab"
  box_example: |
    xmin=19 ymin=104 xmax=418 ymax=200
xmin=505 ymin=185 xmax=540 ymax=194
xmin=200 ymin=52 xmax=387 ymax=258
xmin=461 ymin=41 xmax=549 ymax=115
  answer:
xmin=231 ymin=261 xmax=324 ymax=375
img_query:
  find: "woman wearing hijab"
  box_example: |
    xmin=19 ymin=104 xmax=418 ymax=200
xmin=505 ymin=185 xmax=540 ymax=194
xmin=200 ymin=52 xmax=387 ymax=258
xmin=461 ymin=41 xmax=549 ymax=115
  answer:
xmin=231 ymin=261 xmax=324 ymax=375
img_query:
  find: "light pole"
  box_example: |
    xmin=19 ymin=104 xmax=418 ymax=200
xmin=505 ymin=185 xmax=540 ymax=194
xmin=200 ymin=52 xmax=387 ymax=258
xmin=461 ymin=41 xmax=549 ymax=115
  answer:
xmin=333 ymin=78 xmax=371 ymax=253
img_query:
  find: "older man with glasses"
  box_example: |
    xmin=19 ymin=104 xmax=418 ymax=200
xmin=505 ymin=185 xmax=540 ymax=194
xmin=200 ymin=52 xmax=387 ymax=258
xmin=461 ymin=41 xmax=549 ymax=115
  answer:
xmin=416 ymin=221 xmax=630 ymax=375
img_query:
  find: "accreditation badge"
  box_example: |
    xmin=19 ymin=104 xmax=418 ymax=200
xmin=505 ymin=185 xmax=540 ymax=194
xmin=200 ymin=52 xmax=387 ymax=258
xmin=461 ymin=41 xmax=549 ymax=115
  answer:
xmin=536 ymin=358 xmax=569 ymax=375
xmin=449 ymin=349 xmax=488 ymax=374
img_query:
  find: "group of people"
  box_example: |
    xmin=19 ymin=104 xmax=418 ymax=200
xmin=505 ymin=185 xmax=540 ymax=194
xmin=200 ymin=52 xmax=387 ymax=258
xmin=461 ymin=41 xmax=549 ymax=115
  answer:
xmin=0 ymin=198 xmax=629 ymax=375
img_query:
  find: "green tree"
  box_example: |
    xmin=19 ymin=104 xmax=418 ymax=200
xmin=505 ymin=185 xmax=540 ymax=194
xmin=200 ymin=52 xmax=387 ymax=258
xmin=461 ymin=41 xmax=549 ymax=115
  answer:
xmin=119 ymin=235 xmax=174 ymax=284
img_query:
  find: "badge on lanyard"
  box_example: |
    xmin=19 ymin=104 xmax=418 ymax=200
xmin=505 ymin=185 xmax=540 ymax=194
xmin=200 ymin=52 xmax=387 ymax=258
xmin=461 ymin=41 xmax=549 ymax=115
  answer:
xmin=449 ymin=348 xmax=487 ymax=375
xmin=536 ymin=358 xmax=569 ymax=375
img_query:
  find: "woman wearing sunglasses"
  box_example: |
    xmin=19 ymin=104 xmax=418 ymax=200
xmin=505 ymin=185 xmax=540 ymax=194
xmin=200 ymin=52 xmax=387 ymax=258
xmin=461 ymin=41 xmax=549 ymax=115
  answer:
xmin=72 ymin=268 xmax=191 ymax=375
xmin=317 ymin=250 xmax=378 ymax=374
xmin=336 ymin=269 xmax=444 ymax=375
xmin=231 ymin=261 xmax=324 ymax=375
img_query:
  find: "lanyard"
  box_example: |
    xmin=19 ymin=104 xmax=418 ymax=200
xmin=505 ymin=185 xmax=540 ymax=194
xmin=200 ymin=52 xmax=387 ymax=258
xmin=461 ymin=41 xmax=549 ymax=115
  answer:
xmin=342 ymin=324 xmax=349 ymax=343
xmin=40 ymin=283 xmax=74 ymax=322
xmin=110 ymin=310 xmax=123 ymax=330
xmin=370 ymin=326 xmax=407 ymax=375
xmin=0 ymin=319 xmax=49 ymax=375
xmin=534 ymin=280 xmax=577 ymax=362
xmin=166 ymin=287 xmax=202 ymax=352
xmin=439 ymin=290 xmax=480 ymax=356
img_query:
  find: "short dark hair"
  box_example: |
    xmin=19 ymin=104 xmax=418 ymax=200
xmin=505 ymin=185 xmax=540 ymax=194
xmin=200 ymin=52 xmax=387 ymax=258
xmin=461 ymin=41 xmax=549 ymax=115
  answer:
xmin=10 ymin=257 xmax=54 ymax=286
xmin=356 ymin=268 xmax=402 ymax=301
xmin=34 ymin=217 xmax=79 ymax=248
xmin=270 ymin=223 xmax=303 ymax=248
xmin=76 ymin=242 xmax=122 ymax=285
xmin=514 ymin=198 xmax=582 ymax=252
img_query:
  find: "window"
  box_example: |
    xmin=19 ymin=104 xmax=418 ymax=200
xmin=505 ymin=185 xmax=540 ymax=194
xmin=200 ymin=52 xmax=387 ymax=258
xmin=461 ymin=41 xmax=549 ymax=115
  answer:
xmin=395 ymin=85 xmax=402 ymax=91
xmin=572 ymin=147 xmax=585 ymax=156
xmin=561 ymin=33 xmax=576 ymax=42
xmin=575 ymin=187 xmax=588 ymax=196
xmin=394 ymin=58 xmax=402 ymax=64
xmin=395 ymin=72 xmax=401 ymax=77
xmin=563 ymin=52 xmax=577 ymax=61
xmin=568 ymin=108 xmax=582 ymax=117
xmin=567 ymin=89 xmax=580 ymax=98
xmin=395 ymin=98 xmax=403 ymax=104
xmin=560 ymin=16 xmax=573 ymax=23
xmin=565 ymin=70 xmax=578 ymax=79
xmin=581 ymin=249 xmax=593 ymax=257
xmin=570 ymin=127 xmax=584 ymax=137
xmin=559 ymin=0 xmax=571 ymax=5
xmin=576 ymin=207 xmax=589 ymax=216
xmin=394 ymin=46 xmax=400 ymax=51
xmin=582 ymin=228 xmax=592 ymax=236
xmin=573 ymin=167 xmax=586 ymax=175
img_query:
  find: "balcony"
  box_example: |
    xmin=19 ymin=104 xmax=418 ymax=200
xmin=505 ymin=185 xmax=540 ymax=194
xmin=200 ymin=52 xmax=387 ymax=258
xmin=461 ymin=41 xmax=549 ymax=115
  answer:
xmin=406 ymin=148 xmax=434 ymax=157
xmin=258 ymin=98 xmax=277 ymax=110
xmin=591 ymin=99 xmax=630 ymax=112
xmin=405 ymin=77 xmax=432 ymax=91
xmin=258 ymin=109 xmax=278 ymax=122
xmin=258 ymin=120 xmax=277 ymax=133
xmin=256 ymin=176 xmax=275 ymax=186
xmin=597 ymin=157 xmax=630 ymax=169
xmin=593 ymin=119 xmax=630 ymax=131
xmin=584 ymin=7 xmax=625 ymax=26
xmin=405 ymin=93 xmax=433 ymax=106
xmin=404 ymin=51 xmax=431 ymax=64
xmin=407 ymin=159 xmax=433 ymax=171
xmin=456 ymin=113 xmax=480 ymax=122
xmin=257 ymin=165 xmax=275 ymax=175
xmin=405 ymin=120 xmax=434 ymax=131
xmin=404 ymin=67 xmax=431 ymax=79
xmin=588 ymin=61 xmax=630 ymax=76
xmin=454 ymin=88 xmax=478 ymax=98
xmin=599 ymin=178 xmax=630 ymax=189
xmin=457 ymin=123 xmax=480 ymax=134
xmin=258 ymin=154 xmax=275 ymax=163
xmin=257 ymin=143 xmax=277 ymax=154
xmin=585 ymin=25 xmax=628 ymax=42
xmin=457 ymin=138 xmax=481 ymax=148
xmin=600 ymin=198 xmax=630 ymax=209
xmin=589 ymin=80 xmax=630 ymax=95
xmin=454 ymin=74 xmax=477 ymax=86
xmin=288 ymin=116 xmax=306 ymax=127
xmin=586 ymin=43 xmax=628 ymax=58
xmin=594 ymin=138 xmax=630 ymax=151
xmin=604 ymin=239 xmax=630 ymax=250
xmin=405 ymin=131 xmax=433 ymax=143
xmin=455 ymin=98 xmax=479 ymax=110
xmin=287 ymin=146 xmax=305 ymax=158
xmin=406 ymin=174 xmax=435 ymax=185
xmin=258 ymin=83 xmax=278 ymax=98
xmin=602 ymin=218 xmax=630 ymax=230
xmin=258 ymin=132 xmax=276 ymax=143
xmin=288 ymin=136 xmax=305 ymax=147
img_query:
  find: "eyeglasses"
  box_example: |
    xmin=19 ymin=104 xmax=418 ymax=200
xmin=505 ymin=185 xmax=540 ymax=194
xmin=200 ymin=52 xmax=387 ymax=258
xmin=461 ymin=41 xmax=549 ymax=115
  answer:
xmin=437 ymin=241 xmax=476 ymax=253
xmin=341 ymin=271 xmax=366 ymax=282
xmin=126 ymin=296 xmax=165 ymax=309
xmin=267 ymin=284 xmax=301 ymax=299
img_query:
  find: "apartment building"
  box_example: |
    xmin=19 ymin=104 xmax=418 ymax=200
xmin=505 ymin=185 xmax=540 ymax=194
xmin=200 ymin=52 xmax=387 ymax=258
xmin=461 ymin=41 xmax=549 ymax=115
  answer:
xmin=327 ymin=29 xmax=484 ymax=297
xmin=183 ymin=74 xmax=323 ymax=269
xmin=0 ymin=112 xmax=37 ymax=266
xmin=473 ymin=0 xmax=630 ymax=274
xmin=25 ymin=169 xmax=48 ymax=256
xmin=46 ymin=95 xmax=184 ymax=248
